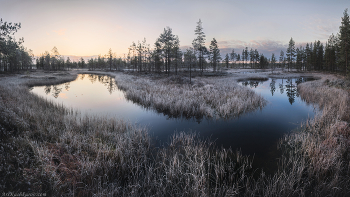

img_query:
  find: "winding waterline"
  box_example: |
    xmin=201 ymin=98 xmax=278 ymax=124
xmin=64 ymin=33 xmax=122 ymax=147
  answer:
xmin=30 ymin=74 xmax=316 ymax=172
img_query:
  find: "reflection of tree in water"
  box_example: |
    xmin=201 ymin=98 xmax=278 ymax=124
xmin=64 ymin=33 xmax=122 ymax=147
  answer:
xmin=44 ymin=85 xmax=51 ymax=95
xmin=87 ymin=74 xmax=117 ymax=94
xmin=285 ymin=78 xmax=297 ymax=105
xmin=241 ymin=80 xmax=263 ymax=88
xmin=106 ymin=77 xmax=116 ymax=94
xmin=52 ymin=85 xmax=62 ymax=98
xmin=295 ymin=77 xmax=306 ymax=98
xmin=279 ymin=78 xmax=284 ymax=94
xmin=80 ymin=74 xmax=86 ymax=80
xmin=97 ymin=75 xmax=104 ymax=83
xmin=43 ymin=84 xmax=64 ymax=98
xmin=240 ymin=77 xmax=314 ymax=105
xmin=64 ymin=82 xmax=70 ymax=91
xmin=270 ymin=79 xmax=276 ymax=96
xmin=88 ymin=74 xmax=98 ymax=84
xmin=42 ymin=74 xmax=124 ymax=98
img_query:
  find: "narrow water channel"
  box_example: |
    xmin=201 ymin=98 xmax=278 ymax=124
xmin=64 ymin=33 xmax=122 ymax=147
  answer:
xmin=30 ymin=74 xmax=316 ymax=172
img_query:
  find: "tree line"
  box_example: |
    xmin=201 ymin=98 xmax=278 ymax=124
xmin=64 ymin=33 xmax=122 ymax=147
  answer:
xmin=35 ymin=47 xmax=125 ymax=71
xmin=278 ymin=9 xmax=350 ymax=74
xmin=0 ymin=19 xmax=34 ymax=72
xmin=1 ymin=8 xmax=349 ymax=75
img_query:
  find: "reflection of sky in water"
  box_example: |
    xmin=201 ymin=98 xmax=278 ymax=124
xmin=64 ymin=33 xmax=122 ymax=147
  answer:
xmin=31 ymin=74 xmax=316 ymax=172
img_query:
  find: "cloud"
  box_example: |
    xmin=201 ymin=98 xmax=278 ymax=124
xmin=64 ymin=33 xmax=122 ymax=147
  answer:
xmin=53 ymin=28 xmax=67 ymax=36
xmin=217 ymin=39 xmax=288 ymax=58
xmin=301 ymin=16 xmax=339 ymax=41
xmin=180 ymin=39 xmax=290 ymax=58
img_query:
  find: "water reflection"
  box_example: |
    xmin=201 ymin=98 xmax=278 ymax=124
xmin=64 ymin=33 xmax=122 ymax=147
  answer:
xmin=88 ymin=74 xmax=116 ymax=94
xmin=285 ymin=79 xmax=296 ymax=105
xmin=241 ymin=77 xmax=315 ymax=105
xmin=52 ymin=85 xmax=62 ymax=98
xmin=270 ymin=79 xmax=276 ymax=96
xmin=42 ymin=74 xmax=118 ymax=97
xmin=64 ymin=82 xmax=70 ymax=91
xmin=239 ymin=78 xmax=268 ymax=88
xmin=31 ymin=74 xmax=317 ymax=173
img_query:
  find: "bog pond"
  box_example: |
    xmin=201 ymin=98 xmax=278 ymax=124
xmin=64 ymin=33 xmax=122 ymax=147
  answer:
xmin=31 ymin=74 xmax=316 ymax=171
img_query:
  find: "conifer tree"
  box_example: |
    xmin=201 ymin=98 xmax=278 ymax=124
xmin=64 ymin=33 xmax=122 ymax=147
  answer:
xmin=242 ymin=49 xmax=245 ymax=68
xmin=224 ymin=53 xmax=229 ymax=68
xmin=279 ymin=50 xmax=285 ymax=69
xmin=286 ymin=37 xmax=296 ymax=71
xmin=339 ymin=8 xmax=350 ymax=75
xmin=236 ymin=54 xmax=241 ymax=67
xmin=157 ymin=27 xmax=176 ymax=75
xmin=271 ymin=53 xmax=276 ymax=72
xmin=192 ymin=19 xmax=206 ymax=75
xmin=107 ymin=48 xmax=113 ymax=71
xmin=230 ymin=49 xmax=236 ymax=68
xmin=209 ymin=38 xmax=221 ymax=72
xmin=244 ymin=47 xmax=249 ymax=68
xmin=305 ymin=43 xmax=311 ymax=70
xmin=316 ymin=41 xmax=324 ymax=70
xmin=296 ymin=47 xmax=303 ymax=71
xmin=249 ymin=48 xmax=254 ymax=68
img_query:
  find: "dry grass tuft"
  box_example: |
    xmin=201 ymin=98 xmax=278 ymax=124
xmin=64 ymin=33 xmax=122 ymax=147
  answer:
xmin=2 ymin=71 xmax=350 ymax=196
xmin=114 ymin=73 xmax=267 ymax=119
xmin=274 ymin=77 xmax=350 ymax=196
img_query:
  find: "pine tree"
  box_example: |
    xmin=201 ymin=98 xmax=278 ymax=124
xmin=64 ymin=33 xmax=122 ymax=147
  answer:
xmin=254 ymin=49 xmax=259 ymax=68
xmin=271 ymin=53 xmax=276 ymax=72
xmin=244 ymin=47 xmax=249 ymax=68
xmin=296 ymin=47 xmax=303 ymax=71
xmin=157 ymin=27 xmax=176 ymax=76
xmin=224 ymin=53 xmax=229 ymax=68
xmin=326 ymin=34 xmax=337 ymax=71
xmin=279 ymin=50 xmax=285 ymax=69
xmin=172 ymin=36 xmax=181 ymax=75
xmin=316 ymin=41 xmax=324 ymax=70
xmin=305 ymin=43 xmax=311 ymax=70
xmin=236 ymin=54 xmax=241 ymax=67
xmin=249 ymin=48 xmax=254 ymax=68
xmin=230 ymin=49 xmax=236 ymax=68
xmin=192 ymin=19 xmax=206 ymax=75
xmin=339 ymin=8 xmax=350 ymax=75
xmin=286 ymin=37 xmax=296 ymax=71
xmin=184 ymin=48 xmax=196 ymax=83
xmin=209 ymin=38 xmax=221 ymax=72
xmin=107 ymin=48 xmax=113 ymax=71
xmin=242 ymin=49 xmax=245 ymax=68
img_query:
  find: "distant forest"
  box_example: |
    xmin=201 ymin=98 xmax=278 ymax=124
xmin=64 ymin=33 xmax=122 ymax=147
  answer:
xmin=1 ymin=9 xmax=349 ymax=75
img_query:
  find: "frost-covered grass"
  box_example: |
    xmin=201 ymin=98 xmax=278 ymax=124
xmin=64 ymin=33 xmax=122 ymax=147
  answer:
xmin=0 ymin=72 xmax=150 ymax=195
xmin=1 ymin=70 xmax=350 ymax=196
xmin=275 ymin=77 xmax=350 ymax=196
xmin=114 ymin=73 xmax=267 ymax=119
xmin=0 ymin=71 xmax=257 ymax=196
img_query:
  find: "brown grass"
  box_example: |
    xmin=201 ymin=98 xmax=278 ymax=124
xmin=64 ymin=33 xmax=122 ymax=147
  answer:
xmin=1 ymin=70 xmax=350 ymax=196
xmin=113 ymin=73 xmax=267 ymax=119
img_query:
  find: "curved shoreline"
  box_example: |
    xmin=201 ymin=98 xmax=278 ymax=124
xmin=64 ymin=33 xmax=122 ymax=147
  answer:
xmin=1 ymin=69 xmax=349 ymax=196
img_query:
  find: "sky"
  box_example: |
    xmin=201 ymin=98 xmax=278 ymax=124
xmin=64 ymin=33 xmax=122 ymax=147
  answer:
xmin=0 ymin=0 xmax=348 ymax=59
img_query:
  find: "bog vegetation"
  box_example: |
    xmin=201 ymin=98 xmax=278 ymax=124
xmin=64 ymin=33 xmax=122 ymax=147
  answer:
xmin=115 ymin=73 xmax=267 ymax=119
xmin=0 ymin=7 xmax=350 ymax=197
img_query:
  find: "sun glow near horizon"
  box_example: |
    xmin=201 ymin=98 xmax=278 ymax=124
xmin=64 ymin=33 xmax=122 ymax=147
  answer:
xmin=1 ymin=0 xmax=348 ymax=58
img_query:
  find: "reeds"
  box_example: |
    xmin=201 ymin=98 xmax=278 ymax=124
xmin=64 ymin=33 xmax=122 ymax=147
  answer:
xmin=1 ymin=71 xmax=349 ymax=196
xmin=0 ymin=72 xmax=256 ymax=196
xmin=114 ymin=73 xmax=267 ymax=119
xmin=274 ymin=77 xmax=350 ymax=196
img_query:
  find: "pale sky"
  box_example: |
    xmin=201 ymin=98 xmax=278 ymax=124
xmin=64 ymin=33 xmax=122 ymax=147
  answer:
xmin=0 ymin=0 xmax=348 ymax=58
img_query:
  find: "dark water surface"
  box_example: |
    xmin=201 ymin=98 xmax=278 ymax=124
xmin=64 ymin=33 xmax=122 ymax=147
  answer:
xmin=31 ymin=74 xmax=316 ymax=172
